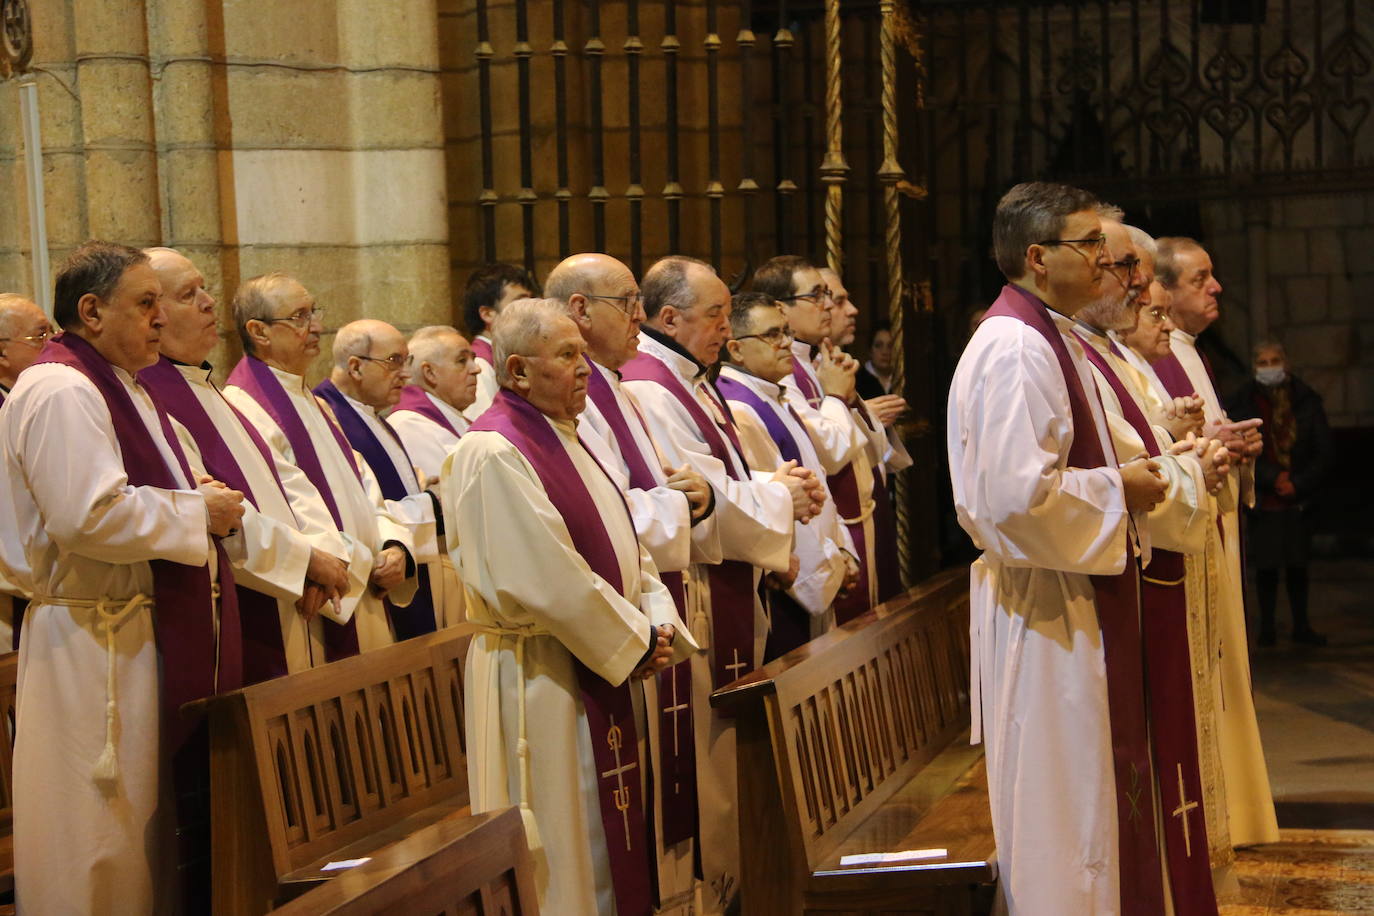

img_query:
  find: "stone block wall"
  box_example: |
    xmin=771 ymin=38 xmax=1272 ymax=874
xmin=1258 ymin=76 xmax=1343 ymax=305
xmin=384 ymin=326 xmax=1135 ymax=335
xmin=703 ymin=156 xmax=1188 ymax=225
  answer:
xmin=0 ymin=0 xmax=453 ymax=383
xmin=1198 ymin=191 xmax=1374 ymax=429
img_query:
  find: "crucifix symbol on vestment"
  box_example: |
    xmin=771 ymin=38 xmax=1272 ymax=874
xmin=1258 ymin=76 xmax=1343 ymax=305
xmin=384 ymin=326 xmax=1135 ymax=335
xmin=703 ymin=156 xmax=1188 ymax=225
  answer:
xmin=601 ymin=718 xmax=637 ymax=852
xmin=1171 ymin=763 xmax=1199 ymax=857
xmin=662 ymin=668 xmax=689 ymax=793
xmin=724 ymin=648 xmax=748 ymax=681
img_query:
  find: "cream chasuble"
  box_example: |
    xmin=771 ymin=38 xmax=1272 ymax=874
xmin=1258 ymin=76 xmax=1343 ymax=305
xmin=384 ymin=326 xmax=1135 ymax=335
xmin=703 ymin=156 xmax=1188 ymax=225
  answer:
xmin=950 ymin=311 xmax=1134 ymax=915
xmin=226 ymin=365 xmax=418 ymax=651
xmin=444 ymin=419 xmax=694 ymax=916
xmin=0 ymin=363 xmax=213 ymax=915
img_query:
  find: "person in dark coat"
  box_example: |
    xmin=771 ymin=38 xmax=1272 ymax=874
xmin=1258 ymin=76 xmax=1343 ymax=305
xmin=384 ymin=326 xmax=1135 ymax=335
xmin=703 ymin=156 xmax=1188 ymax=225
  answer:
xmin=1227 ymin=339 xmax=1333 ymax=647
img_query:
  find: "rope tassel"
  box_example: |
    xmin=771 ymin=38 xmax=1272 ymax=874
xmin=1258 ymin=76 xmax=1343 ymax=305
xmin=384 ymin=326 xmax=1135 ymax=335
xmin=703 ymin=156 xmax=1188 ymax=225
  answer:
xmin=90 ymin=595 xmax=150 ymax=791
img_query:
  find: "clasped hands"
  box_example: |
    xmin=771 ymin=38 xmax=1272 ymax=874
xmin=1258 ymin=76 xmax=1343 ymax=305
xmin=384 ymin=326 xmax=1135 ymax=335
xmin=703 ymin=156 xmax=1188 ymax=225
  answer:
xmin=632 ymin=624 xmax=677 ymax=680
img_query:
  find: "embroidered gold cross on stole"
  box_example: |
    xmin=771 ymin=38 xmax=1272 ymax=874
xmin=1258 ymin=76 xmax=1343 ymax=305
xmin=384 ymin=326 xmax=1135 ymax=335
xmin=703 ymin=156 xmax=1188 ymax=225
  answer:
xmin=662 ymin=673 xmax=689 ymax=793
xmin=724 ymin=648 xmax=748 ymax=680
xmin=1172 ymin=763 xmax=1200 ymax=857
xmin=601 ymin=719 xmax=638 ymax=851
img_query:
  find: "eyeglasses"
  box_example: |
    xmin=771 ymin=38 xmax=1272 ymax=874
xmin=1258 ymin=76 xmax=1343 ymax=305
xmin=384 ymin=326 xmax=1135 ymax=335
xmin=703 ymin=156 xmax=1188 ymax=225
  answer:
xmin=1036 ymin=235 xmax=1108 ymax=254
xmin=260 ymin=307 xmax=326 ymax=330
xmin=734 ymin=327 xmax=794 ymax=347
xmin=1142 ymin=306 xmax=1170 ymax=323
xmin=779 ymin=288 xmax=831 ymax=304
xmin=355 ymin=353 xmax=409 ymax=372
xmin=0 ymin=329 xmax=54 ymax=348
xmin=1109 ymin=255 xmax=1142 ymax=274
xmin=582 ymin=292 xmax=644 ymax=315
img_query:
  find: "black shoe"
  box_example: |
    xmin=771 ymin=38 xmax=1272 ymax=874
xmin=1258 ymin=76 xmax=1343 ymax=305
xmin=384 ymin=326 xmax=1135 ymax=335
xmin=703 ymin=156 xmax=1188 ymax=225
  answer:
xmin=1292 ymin=628 xmax=1328 ymax=647
xmin=1257 ymin=630 xmax=1277 ymax=648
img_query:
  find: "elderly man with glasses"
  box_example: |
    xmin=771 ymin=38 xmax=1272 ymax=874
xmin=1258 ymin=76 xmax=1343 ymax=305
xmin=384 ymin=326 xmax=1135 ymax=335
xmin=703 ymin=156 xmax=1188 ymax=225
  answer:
xmin=0 ymin=293 xmax=54 ymax=404
xmin=312 ymin=320 xmax=448 ymax=641
xmin=224 ymin=274 xmax=421 ymax=656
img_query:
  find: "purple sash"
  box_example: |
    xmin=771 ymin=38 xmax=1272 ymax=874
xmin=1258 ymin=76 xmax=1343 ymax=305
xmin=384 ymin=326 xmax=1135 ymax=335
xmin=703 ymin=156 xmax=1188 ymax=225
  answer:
xmin=391 ymin=385 xmax=463 ymax=439
xmin=1074 ymin=334 xmax=1217 ymax=915
xmin=470 ymin=335 xmax=493 ymax=366
xmin=984 ymin=285 xmax=1164 ymax=916
xmin=140 ymin=357 xmax=294 ymax=684
xmin=470 ymin=390 xmax=654 ymax=916
xmin=621 ymin=352 xmax=758 ymax=690
xmin=1153 ymin=352 xmax=1197 ymax=400
xmin=716 ymin=375 xmax=803 ymax=464
xmin=314 ymin=379 xmax=437 ymax=641
xmin=583 ymin=358 xmax=700 ymax=848
xmin=226 ymin=356 xmax=361 ymax=659
xmin=36 ymin=335 xmax=243 ymax=738
xmin=790 ymin=354 xmax=824 ymax=407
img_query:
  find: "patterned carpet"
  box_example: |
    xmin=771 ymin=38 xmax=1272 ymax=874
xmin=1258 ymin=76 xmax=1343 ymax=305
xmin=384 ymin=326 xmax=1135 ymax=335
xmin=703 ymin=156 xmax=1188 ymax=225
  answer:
xmin=1221 ymin=829 xmax=1374 ymax=915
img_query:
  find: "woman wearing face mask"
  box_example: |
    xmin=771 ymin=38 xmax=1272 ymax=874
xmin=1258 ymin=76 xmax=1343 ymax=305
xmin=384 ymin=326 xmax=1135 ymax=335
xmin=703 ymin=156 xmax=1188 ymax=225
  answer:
xmin=1227 ymin=340 xmax=1333 ymax=647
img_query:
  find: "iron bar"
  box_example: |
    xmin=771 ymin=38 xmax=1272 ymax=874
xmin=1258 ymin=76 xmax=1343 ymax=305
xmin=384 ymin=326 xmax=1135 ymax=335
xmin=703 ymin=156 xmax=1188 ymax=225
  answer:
xmin=476 ymin=0 xmax=496 ymax=261
xmin=801 ymin=25 xmax=820 ymax=259
xmin=773 ymin=1 xmax=796 ymax=254
xmin=738 ymin=0 xmax=759 ymax=270
xmin=626 ymin=0 xmax=644 ymax=274
xmin=553 ymin=0 xmax=571 ymax=257
xmin=663 ymin=0 xmax=683 ymax=254
xmin=707 ymin=0 xmax=724 ymax=269
xmin=587 ymin=0 xmax=608 ymax=252
xmin=515 ymin=0 xmax=536 ymax=271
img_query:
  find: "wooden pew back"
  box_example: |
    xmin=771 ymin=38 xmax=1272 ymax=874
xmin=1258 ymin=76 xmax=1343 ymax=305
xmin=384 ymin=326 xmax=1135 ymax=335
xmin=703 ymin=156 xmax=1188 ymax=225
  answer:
xmin=205 ymin=627 xmax=475 ymax=914
xmin=269 ymin=807 xmax=538 ymax=916
xmin=0 ymin=650 xmax=15 ymax=895
xmin=713 ymin=569 xmax=975 ymax=911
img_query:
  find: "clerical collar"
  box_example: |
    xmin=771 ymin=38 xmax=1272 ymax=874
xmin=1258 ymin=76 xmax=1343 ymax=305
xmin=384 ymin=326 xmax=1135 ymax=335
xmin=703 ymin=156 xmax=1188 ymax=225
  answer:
xmin=641 ymin=325 xmax=708 ymax=378
xmin=1173 ymin=328 xmax=1198 ymax=344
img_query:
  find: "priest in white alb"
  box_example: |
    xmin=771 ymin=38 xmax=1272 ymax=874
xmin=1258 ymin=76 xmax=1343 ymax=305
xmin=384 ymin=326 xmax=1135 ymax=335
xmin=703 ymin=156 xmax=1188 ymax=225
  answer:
xmin=140 ymin=247 xmax=352 ymax=679
xmin=389 ymin=325 xmax=478 ymax=482
xmin=1153 ymin=236 xmax=1279 ymax=849
xmin=949 ymin=183 xmax=1170 ymax=914
xmin=443 ymin=298 xmax=696 ymax=916
xmin=224 ymin=273 xmax=419 ymax=655
xmin=0 ymin=242 xmax=246 ymax=914
xmin=624 ymin=256 xmax=820 ymax=913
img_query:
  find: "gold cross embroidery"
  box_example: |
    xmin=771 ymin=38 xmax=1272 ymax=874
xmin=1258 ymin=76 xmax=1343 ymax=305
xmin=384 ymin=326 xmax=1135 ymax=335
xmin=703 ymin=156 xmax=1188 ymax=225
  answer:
xmin=601 ymin=719 xmax=638 ymax=852
xmin=1171 ymin=763 xmax=1199 ymax=857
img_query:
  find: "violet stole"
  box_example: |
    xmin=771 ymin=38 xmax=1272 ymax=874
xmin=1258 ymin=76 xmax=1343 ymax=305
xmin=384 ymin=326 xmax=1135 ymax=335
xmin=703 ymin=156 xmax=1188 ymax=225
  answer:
xmin=36 ymin=335 xmax=243 ymax=742
xmin=620 ymin=351 xmax=757 ymax=690
xmin=470 ymin=335 xmax=493 ymax=366
xmin=1074 ymin=334 xmax=1218 ymax=916
xmin=226 ymin=355 xmax=361 ymax=659
xmin=314 ymin=379 xmax=437 ymax=641
xmin=139 ymin=357 xmax=296 ymax=685
xmin=983 ymin=284 xmax=1165 ymax=916
xmin=584 ymin=359 xmax=700 ymax=848
xmin=469 ymin=390 xmax=654 ymax=916
xmin=392 ymin=385 xmax=463 ymax=438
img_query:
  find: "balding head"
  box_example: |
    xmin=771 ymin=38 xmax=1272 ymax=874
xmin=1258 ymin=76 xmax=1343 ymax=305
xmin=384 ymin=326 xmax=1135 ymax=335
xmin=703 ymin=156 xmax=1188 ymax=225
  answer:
xmin=408 ymin=325 xmax=480 ymax=411
xmin=144 ymin=247 xmax=220 ymax=365
xmin=546 ymin=253 xmax=643 ymax=370
xmin=492 ymin=297 xmax=589 ymax=420
xmin=0 ymin=293 xmax=53 ymax=389
xmin=642 ymin=256 xmax=731 ymax=365
xmin=330 ymin=318 xmax=409 ymax=409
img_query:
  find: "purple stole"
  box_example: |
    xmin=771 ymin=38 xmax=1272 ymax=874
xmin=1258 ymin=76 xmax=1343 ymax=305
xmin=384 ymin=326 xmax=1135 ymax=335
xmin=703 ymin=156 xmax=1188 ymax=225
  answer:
xmin=226 ymin=355 xmax=362 ymax=659
xmin=1154 ymin=343 xmax=1215 ymax=401
xmin=984 ymin=285 xmax=1165 ymax=916
xmin=470 ymin=335 xmax=493 ymax=366
xmin=1074 ymin=333 xmax=1218 ymax=915
xmin=716 ymin=374 xmax=803 ymax=464
xmin=621 ymin=351 xmax=758 ymax=691
xmin=140 ymin=357 xmax=296 ymax=684
xmin=470 ymin=390 xmax=654 ymax=916
xmin=36 ymin=335 xmax=243 ymax=741
xmin=584 ymin=359 xmax=699 ymax=848
xmin=314 ymin=379 xmax=437 ymax=641
xmin=392 ymin=385 xmax=463 ymax=438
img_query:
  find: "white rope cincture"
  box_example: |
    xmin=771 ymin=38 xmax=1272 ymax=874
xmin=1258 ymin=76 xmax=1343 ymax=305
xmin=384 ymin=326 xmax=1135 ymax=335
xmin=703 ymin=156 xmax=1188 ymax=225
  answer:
xmin=33 ymin=593 xmax=152 ymax=790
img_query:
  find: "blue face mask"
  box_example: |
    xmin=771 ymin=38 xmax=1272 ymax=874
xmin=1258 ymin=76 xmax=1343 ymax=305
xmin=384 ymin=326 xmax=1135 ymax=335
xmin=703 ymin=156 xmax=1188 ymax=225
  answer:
xmin=1255 ymin=366 xmax=1286 ymax=386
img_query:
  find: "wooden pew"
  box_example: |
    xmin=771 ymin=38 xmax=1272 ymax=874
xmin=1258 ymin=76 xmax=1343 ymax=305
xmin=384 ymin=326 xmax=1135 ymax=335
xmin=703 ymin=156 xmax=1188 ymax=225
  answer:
xmin=711 ymin=568 xmax=996 ymax=915
xmin=268 ymin=807 xmax=538 ymax=916
xmin=200 ymin=627 xmax=476 ymax=916
xmin=0 ymin=650 xmax=15 ymax=900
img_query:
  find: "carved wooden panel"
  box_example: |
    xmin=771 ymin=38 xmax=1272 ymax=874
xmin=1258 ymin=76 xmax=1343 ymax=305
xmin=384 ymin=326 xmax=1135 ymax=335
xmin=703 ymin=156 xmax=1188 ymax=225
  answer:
xmin=0 ymin=651 xmax=17 ymax=825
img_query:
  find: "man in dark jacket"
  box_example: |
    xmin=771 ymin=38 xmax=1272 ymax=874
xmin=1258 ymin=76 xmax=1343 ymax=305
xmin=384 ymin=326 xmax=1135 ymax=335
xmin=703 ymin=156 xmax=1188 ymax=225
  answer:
xmin=1228 ymin=339 xmax=1332 ymax=647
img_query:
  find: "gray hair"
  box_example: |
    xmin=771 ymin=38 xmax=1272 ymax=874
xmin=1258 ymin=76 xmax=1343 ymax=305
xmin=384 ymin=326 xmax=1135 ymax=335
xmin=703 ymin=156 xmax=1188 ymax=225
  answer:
xmin=0 ymin=293 xmax=41 ymax=338
xmin=53 ymin=241 xmax=148 ymax=331
xmin=1252 ymin=338 xmax=1286 ymax=360
xmin=408 ymin=325 xmax=465 ymax=368
xmin=331 ymin=321 xmax=375 ymax=370
xmin=232 ymin=271 xmax=299 ymax=355
xmin=491 ymin=298 xmax=572 ymax=386
xmin=992 ymin=182 xmax=1100 ymax=280
xmin=1155 ymin=236 xmax=1204 ymax=289
xmin=1096 ymin=203 xmax=1126 ymax=223
xmin=1126 ymin=225 xmax=1158 ymax=263
xmin=728 ymin=291 xmax=778 ymax=339
xmin=642 ymin=255 xmax=713 ymax=321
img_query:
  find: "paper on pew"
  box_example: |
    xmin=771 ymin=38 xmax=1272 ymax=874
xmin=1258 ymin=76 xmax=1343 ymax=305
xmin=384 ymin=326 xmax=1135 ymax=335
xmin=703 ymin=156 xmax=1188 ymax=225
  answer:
xmin=839 ymin=848 xmax=948 ymax=866
xmin=322 ymin=857 xmax=372 ymax=871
